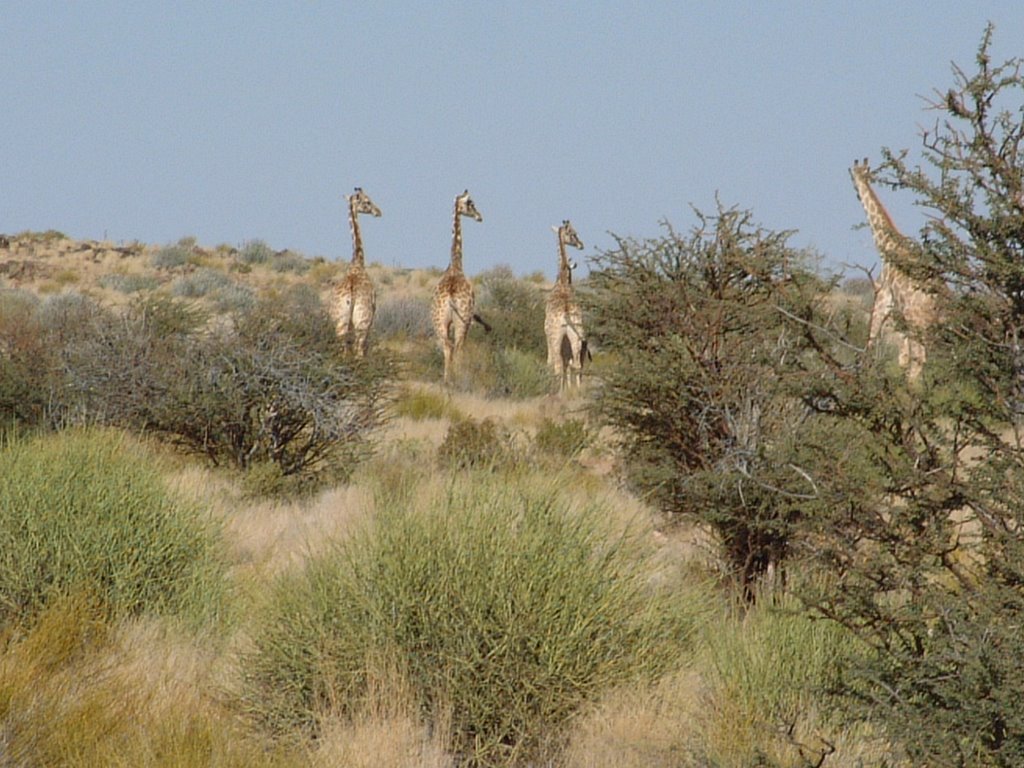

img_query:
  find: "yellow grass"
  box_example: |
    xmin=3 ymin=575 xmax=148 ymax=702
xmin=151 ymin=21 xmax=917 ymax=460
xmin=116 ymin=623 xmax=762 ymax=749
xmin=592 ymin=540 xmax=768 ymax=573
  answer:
xmin=0 ymin=231 xmax=899 ymax=766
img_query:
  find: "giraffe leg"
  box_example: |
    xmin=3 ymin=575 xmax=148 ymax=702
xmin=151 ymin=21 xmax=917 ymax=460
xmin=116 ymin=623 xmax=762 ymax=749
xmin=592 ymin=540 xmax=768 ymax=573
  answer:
xmin=568 ymin=336 xmax=584 ymax=390
xmin=449 ymin=319 xmax=471 ymax=386
xmin=902 ymin=337 xmax=926 ymax=382
xmin=335 ymin=294 xmax=354 ymax=353
xmin=354 ymin=329 xmax=368 ymax=358
xmin=559 ymin=334 xmax=574 ymax=394
xmin=441 ymin=339 xmax=453 ymax=386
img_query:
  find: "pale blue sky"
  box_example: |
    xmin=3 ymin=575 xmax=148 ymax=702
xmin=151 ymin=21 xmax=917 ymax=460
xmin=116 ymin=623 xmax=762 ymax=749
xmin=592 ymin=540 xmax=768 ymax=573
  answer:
xmin=3 ymin=3 xmax=1022 ymax=279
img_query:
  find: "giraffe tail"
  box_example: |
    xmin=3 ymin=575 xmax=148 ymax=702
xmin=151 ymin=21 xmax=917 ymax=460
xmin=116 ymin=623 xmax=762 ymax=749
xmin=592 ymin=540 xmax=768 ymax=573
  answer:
xmin=473 ymin=313 xmax=492 ymax=333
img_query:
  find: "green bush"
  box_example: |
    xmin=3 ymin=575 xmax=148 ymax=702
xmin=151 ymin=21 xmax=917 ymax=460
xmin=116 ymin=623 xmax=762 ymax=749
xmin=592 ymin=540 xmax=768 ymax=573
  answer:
xmin=54 ymin=288 xmax=391 ymax=486
xmin=475 ymin=265 xmax=547 ymax=358
xmin=239 ymin=239 xmax=275 ymax=265
xmin=170 ymin=267 xmax=234 ymax=298
xmin=391 ymin=387 xmax=457 ymax=421
xmin=437 ymin=416 xmax=517 ymax=471
xmin=243 ymin=471 xmax=697 ymax=765
xmin=150 ymin=239 xmax=197 ymax=270
xmin=533 ymin=417 xmax=590 ymax=460
xmin=269 ymin=249 xmax=309 ymax=274
xmin=374 ymin=295 xmax=433 ymax=341
xmin=97 ymin=273 xmax=160 ymax=294
xmin=0 ymin=290 xmax=47 ymax=428
xmin=487 ymin=347 xmax=551 ymax=399
xmin=700 ymin=593 xmax=860 ymax=765
xmin=0 ymin=429 xmax=226 ymax=627
xmin=585 ymin=203 xmax=835 ymax=596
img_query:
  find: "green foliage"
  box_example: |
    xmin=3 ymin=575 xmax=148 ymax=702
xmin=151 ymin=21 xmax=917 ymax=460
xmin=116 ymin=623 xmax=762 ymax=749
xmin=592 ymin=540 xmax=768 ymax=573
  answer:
xmin=171 ymin=266 xmax=234 ymax=297
xmin=437 ymin=416 xmax=518 ymax=471
xmin=97 ymin=272 xmax=160 ymax=293
xmin=243 ymin=471 xmax=698 ymax=765
xmin=697 ymin=594 xmax=863 ymax=767
xmin=533 ymin=417 xmax=590 ymax=460
xmin=790 ymin=28 xmax=1024 ymax=766
xmin=488 ymin=347 xmax=551 ymax=398
xmin=585 ymin=204 xmax=837 ymax=594
xmin=148 ymin=287 xmax=394 ymax=481
xmin=391 ymin=387 xmax=457 ymax=421
xmin=239 ymin=239 xmax=275 ymax=265
xmin=0 ymin=429 xmax=226 ymax=627
xmin=0 ymin=284 xmax=394 ymax=486
xmin=374 ymin=295 xmax=433 ymax=340
xmin=150 ymin=238 xmax=199 ymax=270
xmin=476 ymin=266 xmax=547 ymax=354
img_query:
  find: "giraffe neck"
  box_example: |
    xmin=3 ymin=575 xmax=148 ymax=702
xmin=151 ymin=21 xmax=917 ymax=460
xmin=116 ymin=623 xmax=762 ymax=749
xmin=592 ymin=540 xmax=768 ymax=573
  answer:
xmin=449 ymin=208 xmax=464 ymax=274
xmin=853 ymin=175 xmax=906 ymax=259
xmin=556 ymin=234 xmax=572 ymax=287
xmin=349 ymin=197 xmax=365 ymax=267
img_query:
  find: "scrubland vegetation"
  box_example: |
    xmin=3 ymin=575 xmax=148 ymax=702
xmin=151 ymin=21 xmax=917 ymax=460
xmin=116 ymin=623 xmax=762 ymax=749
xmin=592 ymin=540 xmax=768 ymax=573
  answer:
xmin=2 ymin=27 xmax=1024 ymax=767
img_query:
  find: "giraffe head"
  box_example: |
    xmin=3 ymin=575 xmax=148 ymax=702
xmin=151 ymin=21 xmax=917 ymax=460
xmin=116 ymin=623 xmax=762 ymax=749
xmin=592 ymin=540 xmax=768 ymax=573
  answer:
xmin=347 ymin=187 xmax=382 ymax=218
xmin=553 ymin=220 xmax=584 ymax=283
xmin=849 ymin=157 xmax=906 ymax=256
xmin=848 ymin=157 xmax=874 ymax=204
xmin=559 ymin=220 xmax=584 ymax=253
xmin=455 ymin=190 xmax=483 ymax=222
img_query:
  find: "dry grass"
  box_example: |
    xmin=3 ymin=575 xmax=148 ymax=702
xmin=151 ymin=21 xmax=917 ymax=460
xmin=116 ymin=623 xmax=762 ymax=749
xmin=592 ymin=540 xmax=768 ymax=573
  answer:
xmin=0 ymin=594 xmax=293 ymax=767
xmin=0 ymin=230 xmax=897 ymax=766
xmin=311 ymin=667 xmax=453 ymax=768
xmin=562 ymin=669 xmax=706 ymax=768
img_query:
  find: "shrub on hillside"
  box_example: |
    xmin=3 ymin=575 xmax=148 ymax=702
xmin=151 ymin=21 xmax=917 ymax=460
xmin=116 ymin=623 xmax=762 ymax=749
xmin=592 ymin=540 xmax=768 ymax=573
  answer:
xmin=145 ymin=287 xmax=394 ymax=482
xmin=533 ymin=417 xmax=590 ymax=460
xmin=97 ymin=273 xmax=160 ymax=294
xmin=239 ymin=239 xmax=275 ymax=265
xmin=475 ymin=264 xmax=547 ymax=357
xmin=0 ymin=429 xmax=226 ymax=627
xmin=374 ymin=295 xmax=433 ymax=341
xmin=437 ymin=416 xmax=517 ymax=471
xmin=486 ymin=346 xmax=550 ymax=398
xmin=53 ymin=288 xmax=393 ymax=486
xmin=243 ymin=471 xmax=697 ymax=765
xmin=170 ymin=267 xmax=234 ymax=298
xmin=151 ymin=238 xmax=198 ymax=270
xmin=58 ymin=294 xmax=205 ymax=427
xmin=0 ymin=291 xmax=115 ymax=430
xmin=796 ymin=29 xmax=1024 ymax=765
xmin=584 ymin=203 xmax=837 ymax=595
xmin=0 ymin=289 xmax=48 ymax=428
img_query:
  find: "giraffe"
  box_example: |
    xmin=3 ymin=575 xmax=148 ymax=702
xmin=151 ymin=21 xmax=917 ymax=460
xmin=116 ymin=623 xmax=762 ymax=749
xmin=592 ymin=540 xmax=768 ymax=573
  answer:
xmin=332 ymin=187 xmax=382 ymax=357
xmin=544 ymin=220 xmax=587 ymax=393
xmin=431 ymin=190 xmax=486 ymax=386
xmin=850 ymin=158 xmax=939 ymax=382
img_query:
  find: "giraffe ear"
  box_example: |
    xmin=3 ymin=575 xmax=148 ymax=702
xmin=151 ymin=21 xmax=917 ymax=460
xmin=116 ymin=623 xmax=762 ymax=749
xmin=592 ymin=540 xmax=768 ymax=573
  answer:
xmin=551 ymin=225 xmax=560 ymax=234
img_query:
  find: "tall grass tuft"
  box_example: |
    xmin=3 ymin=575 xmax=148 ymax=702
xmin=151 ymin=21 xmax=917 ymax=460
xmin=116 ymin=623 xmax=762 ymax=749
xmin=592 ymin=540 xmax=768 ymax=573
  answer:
xmin=0 ymin=594 xmax=297 ymax=768
xmin=243 ymin=470 xmax=698 ymax=766
xmin=698 ymin=593 xmax=861 ymax=767
xmin=0 ymin=428 xmax=227 ymax=627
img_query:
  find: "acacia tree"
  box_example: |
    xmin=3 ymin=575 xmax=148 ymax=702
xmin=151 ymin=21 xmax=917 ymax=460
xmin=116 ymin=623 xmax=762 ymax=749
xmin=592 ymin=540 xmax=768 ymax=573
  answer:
xmin=797 ymin=26 xmax=1024 ymax=765
xmin=584 ymin=203 xmax=843 ymax=595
